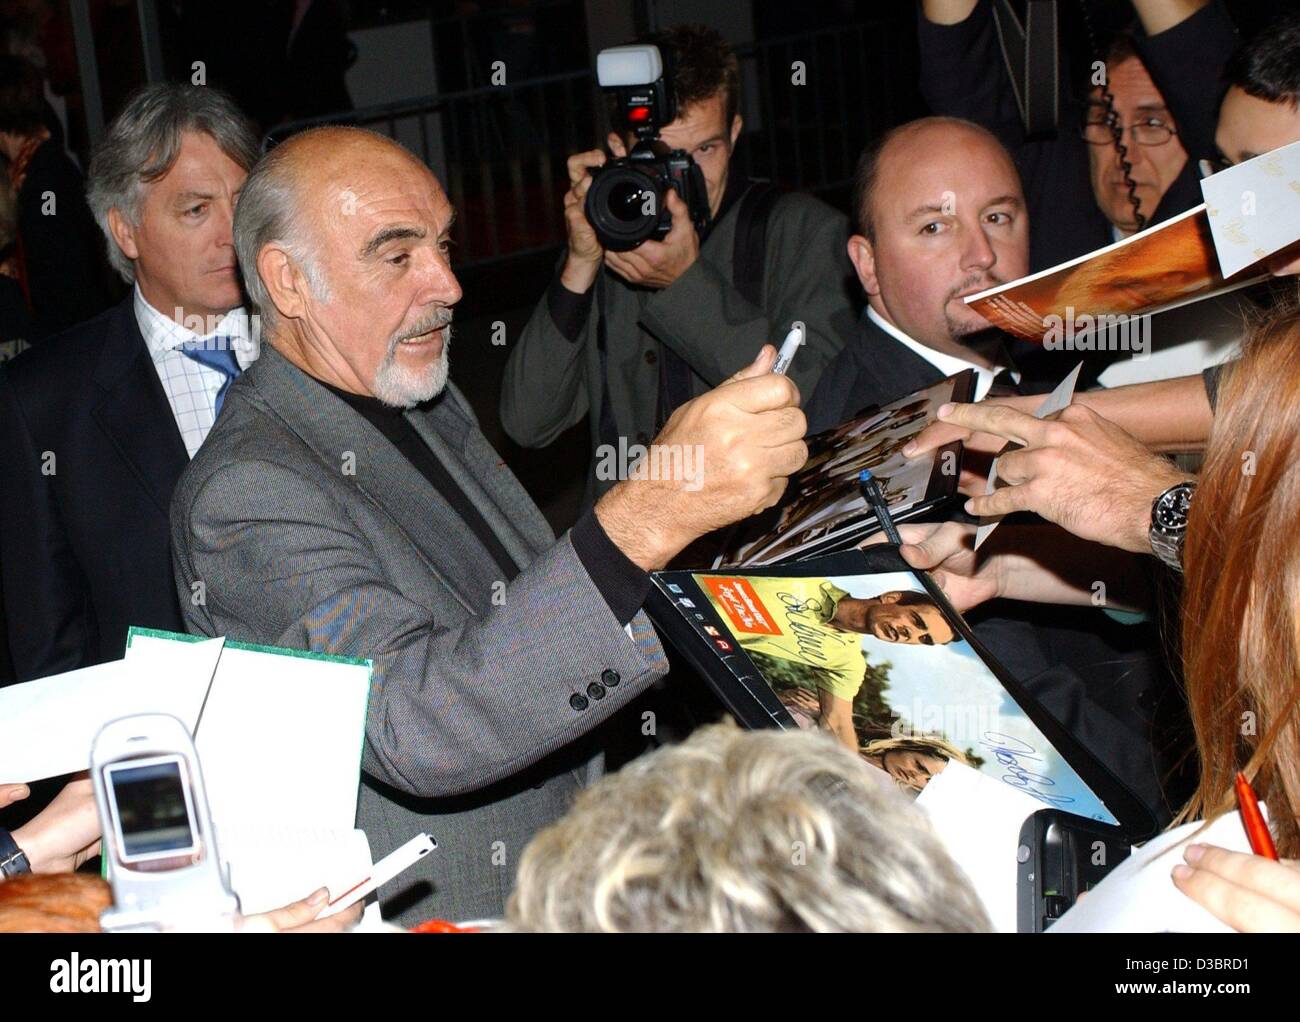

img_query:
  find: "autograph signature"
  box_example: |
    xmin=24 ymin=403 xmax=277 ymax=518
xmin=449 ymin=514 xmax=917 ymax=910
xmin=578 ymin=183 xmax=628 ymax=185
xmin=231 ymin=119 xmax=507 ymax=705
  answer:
xmin=767 ymin=589 xmax=857 ymax=667
xmin=980 ymin=732 xmax=1075 ymax=807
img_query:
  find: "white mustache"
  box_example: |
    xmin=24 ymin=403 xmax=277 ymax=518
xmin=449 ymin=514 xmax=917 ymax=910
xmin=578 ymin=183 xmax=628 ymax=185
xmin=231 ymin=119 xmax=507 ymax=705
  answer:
xmin=390 ymin=310 xmax=454 ymax=350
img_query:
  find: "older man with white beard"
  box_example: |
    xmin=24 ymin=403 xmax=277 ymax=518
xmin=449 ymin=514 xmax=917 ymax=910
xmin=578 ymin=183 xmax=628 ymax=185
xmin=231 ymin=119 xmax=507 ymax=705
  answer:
xmin=168 ymin=127 xmax=808 ymax=924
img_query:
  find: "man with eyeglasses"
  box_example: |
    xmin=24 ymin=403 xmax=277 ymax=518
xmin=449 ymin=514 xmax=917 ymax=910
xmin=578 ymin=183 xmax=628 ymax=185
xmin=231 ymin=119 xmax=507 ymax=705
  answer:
xmin=919 ymin=1 xmax=1237 ymax=272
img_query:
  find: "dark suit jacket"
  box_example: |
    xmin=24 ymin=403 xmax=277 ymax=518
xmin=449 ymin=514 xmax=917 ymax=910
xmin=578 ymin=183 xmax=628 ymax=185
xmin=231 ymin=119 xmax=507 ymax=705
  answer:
xmin=805 ymin=311 xmax=1187 ymax=828
xmin=805 ymin=311 xmax=954 ymax=435
xmin=0 ymin=296 xmax=189 ymax=682
xmin=16 ymin=140 xmax=113 ymax=341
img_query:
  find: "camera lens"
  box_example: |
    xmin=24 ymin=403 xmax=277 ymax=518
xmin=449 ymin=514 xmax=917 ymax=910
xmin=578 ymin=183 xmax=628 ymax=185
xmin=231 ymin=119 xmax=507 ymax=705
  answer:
xmin=607 ymin=180 xmax=651 ymax=224
xmin=585 ymin=163 xmax=664 ymax=251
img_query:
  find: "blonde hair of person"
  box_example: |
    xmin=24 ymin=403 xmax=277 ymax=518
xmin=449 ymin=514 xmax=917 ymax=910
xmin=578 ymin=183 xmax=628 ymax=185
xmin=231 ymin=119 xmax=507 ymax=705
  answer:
xmin=861 ymin=733 xmax=969 ymax=767
xmin=504 ymin=722 xmax=991 ymax=932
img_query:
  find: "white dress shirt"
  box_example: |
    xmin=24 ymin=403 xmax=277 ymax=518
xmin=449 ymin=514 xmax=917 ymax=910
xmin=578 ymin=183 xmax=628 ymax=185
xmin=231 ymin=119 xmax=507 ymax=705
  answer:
xmin=134 ymin=286 xmax=258 ymax=459
xmin=866 ymin=306 xmax=1018 ymax=401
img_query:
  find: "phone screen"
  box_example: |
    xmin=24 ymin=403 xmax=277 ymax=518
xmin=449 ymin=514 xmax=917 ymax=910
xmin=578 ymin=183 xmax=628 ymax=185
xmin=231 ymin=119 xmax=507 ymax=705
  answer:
xmin=105 ymin=757 xmax=199 ymax=861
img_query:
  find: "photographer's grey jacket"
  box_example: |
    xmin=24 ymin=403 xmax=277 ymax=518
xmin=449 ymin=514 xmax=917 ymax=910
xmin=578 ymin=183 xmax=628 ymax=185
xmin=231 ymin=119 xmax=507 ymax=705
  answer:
xmin=170 ymin=345 xmax=668 ymax=925
xmin=499 ymin=187 xmax=856 ymax=500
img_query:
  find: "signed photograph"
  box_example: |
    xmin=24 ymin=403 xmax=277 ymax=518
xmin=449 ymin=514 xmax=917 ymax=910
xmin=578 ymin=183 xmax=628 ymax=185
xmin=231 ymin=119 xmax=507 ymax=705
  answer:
xmin=715 ymin=374 xmax=969 ymax=567
xmin=689 ymin=568 xmax=1116 ymax=823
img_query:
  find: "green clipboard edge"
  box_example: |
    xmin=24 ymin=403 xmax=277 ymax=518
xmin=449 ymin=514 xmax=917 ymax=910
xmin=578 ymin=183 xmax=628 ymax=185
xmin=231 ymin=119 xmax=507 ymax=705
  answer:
xmin=112 ymin=627 xmax=375 ymax=882
xmin=125 ymin=625 xmax=373 ymax=670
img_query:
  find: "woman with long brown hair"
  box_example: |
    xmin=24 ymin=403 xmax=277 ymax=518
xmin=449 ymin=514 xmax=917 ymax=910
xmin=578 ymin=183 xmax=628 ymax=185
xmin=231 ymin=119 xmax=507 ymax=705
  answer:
xmin=1168 ymin=308 xmax=1300 ymax=928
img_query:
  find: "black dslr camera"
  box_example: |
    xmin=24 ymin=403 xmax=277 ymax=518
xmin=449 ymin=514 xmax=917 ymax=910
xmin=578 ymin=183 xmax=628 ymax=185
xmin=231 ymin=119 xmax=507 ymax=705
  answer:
xmin=584 ymin=44 xmax=712 ymax=252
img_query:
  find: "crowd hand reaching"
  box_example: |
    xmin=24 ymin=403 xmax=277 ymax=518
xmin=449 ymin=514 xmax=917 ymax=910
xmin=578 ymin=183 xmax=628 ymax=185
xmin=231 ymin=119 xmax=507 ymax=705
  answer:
xmin=864 ymin=522 xmax=1002 ymax=613
xmin=236 ymin=888 xmax=364 ymax=933
xmin=1173 ymin=844 xmax=1300 ymax=932
xmin=596 ymin=345 xmax=808 ymax=571
xmin=902 ymin=392 xmax=1042 ymax=496
xmin=1 ymin=783 xmax=30 ymax=810
xmin=10 ymin=776 xmax=101 ymax=874
xmin=930 ymin=401 xmax=1191 ymax=554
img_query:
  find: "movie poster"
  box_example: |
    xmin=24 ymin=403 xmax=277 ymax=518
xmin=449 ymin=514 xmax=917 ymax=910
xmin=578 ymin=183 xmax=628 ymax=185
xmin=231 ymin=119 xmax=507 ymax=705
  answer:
xmin=685 ymin=568 xmax=1117 ymax=823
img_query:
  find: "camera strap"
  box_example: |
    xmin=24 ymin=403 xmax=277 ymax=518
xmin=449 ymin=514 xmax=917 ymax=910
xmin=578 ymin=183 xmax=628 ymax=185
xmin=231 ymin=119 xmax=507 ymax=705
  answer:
xmin=732 ymin=180 xmax=782 ymax=308
xmin=654 ymin=179 xmax=783 ymax=429
xmin=991 ymin=0 xmax=1060 ymax=138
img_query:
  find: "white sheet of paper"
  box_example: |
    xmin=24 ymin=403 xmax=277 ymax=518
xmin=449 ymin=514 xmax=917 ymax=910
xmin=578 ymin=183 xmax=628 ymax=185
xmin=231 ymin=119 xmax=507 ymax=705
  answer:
xmin=1049 ymin=811 xmax=1259 ymax=933
xmin=220 ymin=826 xmax=374 ymax=917
xmin=1201 ymin=139 xmax=1300 ymax=278
xmin=124 ymin=632 xmax=372 ymax=917
xmin=915 ymin=759 xmax=1050 ymax=933
xmin=189 ymin=641 xmax=371 ymax=834
xmin=0 ymin=637 xmax=224 ymax=781
xmin=974 ymin=362 xmax=1082 ymax=550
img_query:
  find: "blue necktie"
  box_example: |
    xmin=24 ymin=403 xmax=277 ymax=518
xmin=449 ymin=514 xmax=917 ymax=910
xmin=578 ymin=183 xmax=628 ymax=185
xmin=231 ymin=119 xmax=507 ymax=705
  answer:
xmin=179 ymin=337 xmax=242 ymax=416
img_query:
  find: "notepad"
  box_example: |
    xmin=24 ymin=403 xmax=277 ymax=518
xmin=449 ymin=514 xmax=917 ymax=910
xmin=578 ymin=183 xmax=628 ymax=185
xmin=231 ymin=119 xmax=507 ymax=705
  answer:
xmin=125 ymin=630 xmax=371 ymax=834
xmin=0 ymin=627 xmax=374 ymax=916
xmin=1048 ymin=811 xmax=1259 ymax=933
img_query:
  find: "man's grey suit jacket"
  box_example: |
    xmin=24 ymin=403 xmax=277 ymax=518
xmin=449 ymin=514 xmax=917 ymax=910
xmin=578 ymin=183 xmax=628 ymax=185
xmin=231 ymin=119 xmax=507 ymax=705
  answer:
xmin=170 ymin=344 xmax=668 ymax=925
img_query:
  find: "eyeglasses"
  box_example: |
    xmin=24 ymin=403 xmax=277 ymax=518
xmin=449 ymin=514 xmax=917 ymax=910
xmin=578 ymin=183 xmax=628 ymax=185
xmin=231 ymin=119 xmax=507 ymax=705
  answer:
xmin=1080 ymin=107 xmax=1179 ymax=147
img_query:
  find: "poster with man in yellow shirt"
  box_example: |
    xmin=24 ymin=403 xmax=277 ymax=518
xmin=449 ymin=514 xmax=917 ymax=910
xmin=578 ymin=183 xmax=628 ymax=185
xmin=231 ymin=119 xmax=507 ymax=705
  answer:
xmin=654 ymin=558 xmax=1119 ymax=823
xmin=697 ymin=573 xmax=954 ymax=751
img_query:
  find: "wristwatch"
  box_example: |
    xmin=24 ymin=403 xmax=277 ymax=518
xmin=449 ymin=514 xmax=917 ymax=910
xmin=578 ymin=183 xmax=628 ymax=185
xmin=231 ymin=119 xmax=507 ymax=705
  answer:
xmin=0 ymin=827 xmax=31 ymax=878
xmin=1149 ymin=480 xmax=1196 ymax=571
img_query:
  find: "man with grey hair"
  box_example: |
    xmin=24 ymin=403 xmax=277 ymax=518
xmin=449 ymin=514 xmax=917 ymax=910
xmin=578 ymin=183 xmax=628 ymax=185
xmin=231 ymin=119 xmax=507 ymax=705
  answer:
xmin=171 ymin=125 xmax=807 ymax=924
xmin=505 ymin=722 xmax=992 ymax=932
xmin=0 ymin=83 xmax=259 ymax=681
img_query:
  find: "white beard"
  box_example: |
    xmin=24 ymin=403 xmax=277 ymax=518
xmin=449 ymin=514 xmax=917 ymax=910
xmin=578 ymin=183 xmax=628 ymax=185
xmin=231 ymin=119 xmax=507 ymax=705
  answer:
xmin=371 ymin=328 xmax=451 ymax=408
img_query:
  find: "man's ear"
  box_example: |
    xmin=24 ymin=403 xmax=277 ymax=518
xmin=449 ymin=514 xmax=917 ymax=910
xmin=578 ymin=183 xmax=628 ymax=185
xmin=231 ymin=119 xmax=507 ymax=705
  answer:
xmin=107 ymin=208 xmax=139 ymax=264
xmin=728 ymin=114 xmax=743 ymax=149
xmin=847 ymin=233 xmax=880 ymax=297
xmin=257 ymin=244 xmax=308 ymax=322
xmin=879 ymin=590 xmax=904 ymax=604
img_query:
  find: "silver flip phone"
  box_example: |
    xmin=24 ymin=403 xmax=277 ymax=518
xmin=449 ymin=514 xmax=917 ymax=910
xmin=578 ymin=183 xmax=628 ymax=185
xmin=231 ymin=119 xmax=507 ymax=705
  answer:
xmin=91 ymin=713 xmax=240 ymax=932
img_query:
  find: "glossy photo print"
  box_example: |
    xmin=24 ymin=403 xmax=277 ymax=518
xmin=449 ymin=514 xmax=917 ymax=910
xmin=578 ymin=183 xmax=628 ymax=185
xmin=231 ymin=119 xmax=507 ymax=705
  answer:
xmin=691 ymin=568 xmax=1118 ymax=824
xmin=716 ymin=374 xmax=969 ymax=567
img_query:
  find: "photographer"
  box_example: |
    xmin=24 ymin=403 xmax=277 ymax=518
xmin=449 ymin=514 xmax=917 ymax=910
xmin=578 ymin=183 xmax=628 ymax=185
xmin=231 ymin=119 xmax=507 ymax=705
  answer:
xmin=501 ymin=24 xmax=854 ymax=500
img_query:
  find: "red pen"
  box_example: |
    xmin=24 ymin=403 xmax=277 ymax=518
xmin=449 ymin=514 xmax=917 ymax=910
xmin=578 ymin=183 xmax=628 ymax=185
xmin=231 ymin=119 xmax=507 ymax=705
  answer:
xmin=1234 ymin=771 xmax=1279 ymax=861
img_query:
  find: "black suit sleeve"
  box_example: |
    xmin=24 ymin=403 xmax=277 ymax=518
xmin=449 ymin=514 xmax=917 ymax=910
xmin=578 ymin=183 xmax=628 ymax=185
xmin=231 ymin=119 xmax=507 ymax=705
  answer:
xmin=916 ymin=0 xmax=1026 ymax=152
xmin=0 ymin=369 xmax=95 ymax=680
xmin=1202 ymin=359 xmax=1233 ymax=413
xmin=18 ymin=152 xmax=111 ymax=340
xmin=1133 ymin=1 xmax=1238 ymax=168
xmin=570 ymin=508 xmax=650 ymax=626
